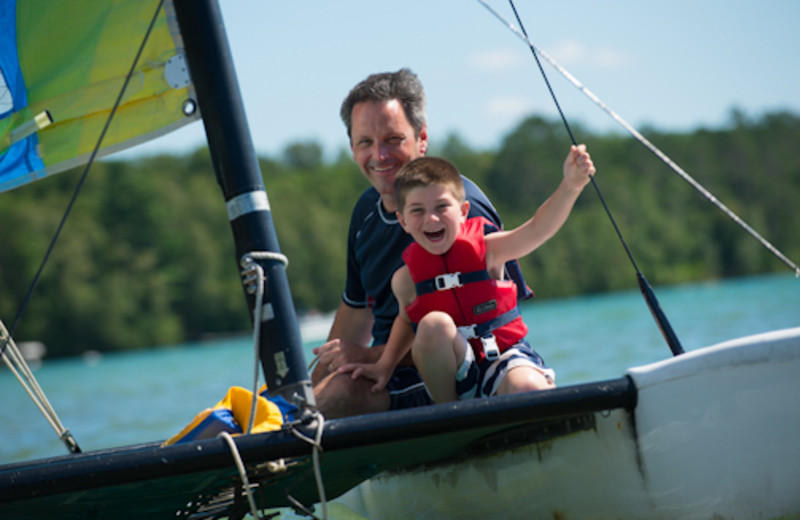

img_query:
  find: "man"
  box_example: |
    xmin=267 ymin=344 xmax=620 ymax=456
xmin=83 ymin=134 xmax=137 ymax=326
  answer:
xmin=312 ymin=68 xmax=530 ymax=418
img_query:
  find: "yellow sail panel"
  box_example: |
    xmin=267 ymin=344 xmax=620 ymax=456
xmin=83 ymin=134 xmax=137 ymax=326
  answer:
xmin=1 ymin=0 xmax=198 ymax=191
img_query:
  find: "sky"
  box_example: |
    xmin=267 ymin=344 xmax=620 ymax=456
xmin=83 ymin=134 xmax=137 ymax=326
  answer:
xmin=120 ymin=0 xmax=800 ymax=160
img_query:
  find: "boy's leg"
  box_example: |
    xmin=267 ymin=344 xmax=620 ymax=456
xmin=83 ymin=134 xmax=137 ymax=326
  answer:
xmin=495 ymin=365 xmax=555 ymax=395
xmin=412 ymin=311 xmax=467 ymax=403
xmin=485 ymin=342 xmax=556 ymax=397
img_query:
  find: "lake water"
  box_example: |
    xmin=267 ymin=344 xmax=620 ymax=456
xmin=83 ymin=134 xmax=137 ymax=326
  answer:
xmin=1 ymin=272 xmax=798 ymax=465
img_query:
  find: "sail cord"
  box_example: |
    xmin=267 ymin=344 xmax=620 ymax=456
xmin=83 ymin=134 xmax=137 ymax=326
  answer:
xmin=503 ymin=0 xmax=642 ymax=278
xmin=240 ymin=252 xmax=290 ymax=434
xmin=239 ymin=252 xmax=328 ymax=518
xmin=289 ymin=411 xmax=327 ymax=520
xmin=507 ymin=1 xmax=640 ymax=275
xmin=479 ymin=0 xmax=799 ymax=277
xmin=218 ymin=431 xmax=263 ymax=520
xmin=8 ymin=0 xmax=169 ymax=340
xmin=487 ymin=0 xmax=684 ymax=356
xmin=1 ymin=319 xmax=81 ymax=453
xmin=234 ymin=251 xmax=329 ymax=519
xmin=248 ymin=259 xmax=265 ymax=435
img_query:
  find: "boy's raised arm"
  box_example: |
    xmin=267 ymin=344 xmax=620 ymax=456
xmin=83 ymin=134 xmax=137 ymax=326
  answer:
xmin=486 ymin=145 xmax=595 ymax=270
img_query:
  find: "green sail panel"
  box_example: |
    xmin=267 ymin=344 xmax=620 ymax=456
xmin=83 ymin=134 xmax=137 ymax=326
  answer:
xmin=0 ymin=0 xmax=199 ymax=192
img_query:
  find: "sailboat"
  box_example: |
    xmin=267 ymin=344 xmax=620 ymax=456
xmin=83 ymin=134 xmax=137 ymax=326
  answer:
xmin=1 ymin=1 xmax=799 ymax=519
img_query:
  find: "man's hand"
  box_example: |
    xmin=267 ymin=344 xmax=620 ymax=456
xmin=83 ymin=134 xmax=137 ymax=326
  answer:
xmin=337 ymin=360 xmax=393 ymax=393
xmin=310 ymin=339 xmax=384 ymax=385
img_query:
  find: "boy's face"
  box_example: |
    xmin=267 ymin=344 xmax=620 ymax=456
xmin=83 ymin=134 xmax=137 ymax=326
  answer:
xmin=397 ymin=184 xmax=469 ymax=256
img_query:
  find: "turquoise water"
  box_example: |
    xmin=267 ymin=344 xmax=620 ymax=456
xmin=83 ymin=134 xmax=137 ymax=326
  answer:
xmin=1 ymin=273 xmax=798 ymax=465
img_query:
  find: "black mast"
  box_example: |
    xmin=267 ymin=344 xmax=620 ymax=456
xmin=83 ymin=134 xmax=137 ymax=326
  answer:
xmin=172 ymin=0 xmax=315 ymax=411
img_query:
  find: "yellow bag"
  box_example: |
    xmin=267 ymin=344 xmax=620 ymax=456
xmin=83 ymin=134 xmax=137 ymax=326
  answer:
xmin=163 ymin=386 xmax=284 ymax=446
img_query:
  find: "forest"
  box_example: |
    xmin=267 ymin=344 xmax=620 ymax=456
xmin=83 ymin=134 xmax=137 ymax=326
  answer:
xmin=1 ymin=110 xmax=798 ymax=357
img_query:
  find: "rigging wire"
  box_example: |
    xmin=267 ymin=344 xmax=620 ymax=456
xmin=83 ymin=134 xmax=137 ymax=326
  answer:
xmin=1 ymin=0 xmax=167 ymax=455
xmin=487 ymin=0 xmax=684 ymax=356
xmin=1 ymin=319 xmax=80 ymax=453
xmin=479 ymin=0 xmax=800 ymax=278
xmin=507 ymin=1 xmax=639 ymax=275
xmin=7 ymin=0 xmax=167 ymax=340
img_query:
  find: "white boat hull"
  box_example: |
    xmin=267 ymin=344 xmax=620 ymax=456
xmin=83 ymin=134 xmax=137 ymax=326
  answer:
xmin=335 ymin=327 xmax=800 ymax=519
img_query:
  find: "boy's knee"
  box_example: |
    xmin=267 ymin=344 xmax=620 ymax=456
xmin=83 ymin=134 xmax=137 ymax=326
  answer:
xmin=498 ymin=367 xmax=554 ymax=395
xmin=417 ymin=311 xmax=456 ymax=339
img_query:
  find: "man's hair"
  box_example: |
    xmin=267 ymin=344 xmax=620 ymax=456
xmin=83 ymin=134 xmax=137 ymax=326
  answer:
xmin=340 ymin=68 xmax=427 ymax=141
xmin=394 ymin=157 xmax=465 ymax=212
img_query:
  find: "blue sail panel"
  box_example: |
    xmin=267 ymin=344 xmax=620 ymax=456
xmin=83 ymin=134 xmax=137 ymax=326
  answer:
xmin=0 ymin=0 xmax=46 ymax=190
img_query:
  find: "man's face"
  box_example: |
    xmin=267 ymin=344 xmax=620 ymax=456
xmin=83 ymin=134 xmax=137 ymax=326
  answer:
xmin=350 ymin=99 xmax=428 ymax=213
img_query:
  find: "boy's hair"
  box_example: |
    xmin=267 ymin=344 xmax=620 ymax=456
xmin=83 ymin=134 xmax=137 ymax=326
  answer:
xmin=340 ymin=68 xmax=427 ymax=142
xmin=394 ymin=157 xmax=465 ymax=212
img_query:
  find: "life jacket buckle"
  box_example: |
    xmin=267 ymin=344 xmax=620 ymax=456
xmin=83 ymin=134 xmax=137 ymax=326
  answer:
xmin=435 ymin=272 xmax=462 ymax=291
xmin=481 ymin=335 xmax=500 ymax=361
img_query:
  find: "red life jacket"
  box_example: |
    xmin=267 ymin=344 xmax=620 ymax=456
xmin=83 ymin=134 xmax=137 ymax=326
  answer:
xmin=402 ymin=217 xmax=528 ymax=362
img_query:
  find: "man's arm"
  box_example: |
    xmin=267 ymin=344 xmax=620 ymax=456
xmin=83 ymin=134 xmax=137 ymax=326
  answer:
xmin=336 ymin=266 xmax=417 ymax=389
xmin=311 ymin=301 xmax=381 ymax=385
xmin=327 ymin=300 xmax=374 ymax=345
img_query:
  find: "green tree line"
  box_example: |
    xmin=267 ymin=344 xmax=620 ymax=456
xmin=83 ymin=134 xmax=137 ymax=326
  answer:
xmin=1 ymin=110 xmax=797 ymax=357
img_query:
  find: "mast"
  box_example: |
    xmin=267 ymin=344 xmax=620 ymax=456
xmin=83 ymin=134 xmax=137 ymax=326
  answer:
xmin=172 ymin=0 xmax=315 ymax=411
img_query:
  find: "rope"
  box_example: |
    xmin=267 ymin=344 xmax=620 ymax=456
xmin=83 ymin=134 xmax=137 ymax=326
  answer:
xmin=239 ymin=251 xmax=290 ymax=434
xmin=481 ymin=0 xmax=685 ymax=356
xmin=242 ymin=251 xmax=290 ymax=269
xmin=222 ymin=250 xmax=328 ymax=519
xmin=479 ymin=0 xmax=800 ymax=276
xmin=237 ymin=250 xmax=328 ymax=518
xmin=247 ymin=258 xmax=265 ymax=435
xmin=505 ymin=1 xmax=640 ymax=274
xmin=289 ymin=411 xmax=327 ymax=520
xmin=1 ymin=319 xmax=81 ymax=453
xmin=218 ymin=431 xmax=262 ymax=519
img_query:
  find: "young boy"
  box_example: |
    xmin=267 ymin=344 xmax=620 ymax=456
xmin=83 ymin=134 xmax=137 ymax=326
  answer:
xmin=339 ymin=146 xmax=596 ymax=403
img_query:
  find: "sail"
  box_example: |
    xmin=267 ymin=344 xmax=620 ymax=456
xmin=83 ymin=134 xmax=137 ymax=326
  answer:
xmin=0 ymin=0 xmax=199 ymax=193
